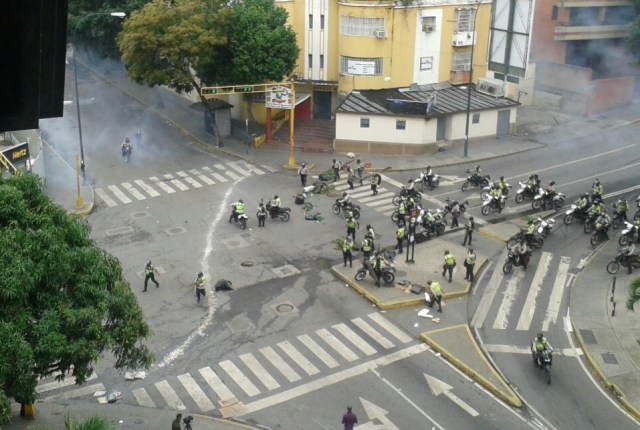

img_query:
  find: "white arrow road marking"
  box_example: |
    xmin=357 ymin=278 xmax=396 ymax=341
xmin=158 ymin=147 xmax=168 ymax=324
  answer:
xmin=360 ymin=398 xmax=400 ymax=430
xmin=424 ymin=373 xmax=479 ymax=417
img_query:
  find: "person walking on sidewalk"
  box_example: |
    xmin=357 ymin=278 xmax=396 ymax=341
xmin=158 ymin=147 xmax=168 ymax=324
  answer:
xmin=342 ymin=237 xmax=354 ymax=268
xmin=395 ymin=222 xmax=406 ymax=254
xmin=347 ymin=167 xmax=356 ymax=190
xmin=346 ymin=215 xmax=359 ymax=241
xmin=370 ymin=172 xmax=381 ymax=195
xmin=143 ymin=260 xmax=159 ymax=292
xmin=342 ymin=406 xmax=358 ymax=430
xmin=332 ymin=158 xmax=341 ymax=181
xmin=442 ymin=250 xmax=456 ymax=283
xmin=464 ymin=248 xmax=476 ymax=282
xmin=356 ymin=159 xmax=365 ymax=185
xmin=172 ymin=413 xmax=182 ymax=430
xmin=428 ymin=280 xmax=443 ymax=312
xmin=298 ymin=162 xmax=309 ymax=187
xmin=462 ymin=216 xmax=475 ymax=246
xmin=194 ymin=272 xmax=207 ymax=303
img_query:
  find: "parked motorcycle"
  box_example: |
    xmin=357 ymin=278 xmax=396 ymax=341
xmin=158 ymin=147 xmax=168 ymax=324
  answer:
xmin=229 ymin=208 xmax=248 ymax=230
xmin=563 ymin=202 xmax=591 ymax=225
xmin=461 ymin=170 xmax=490 ymax=192
xmin=265 ymin=202 xmax=291 ymax=222
xmin=532 ymin=190 xmax=566 ymax=211
xmin=481 ymin=195 xmax=506 ymax=215
xmin=606 ymin=250 xmax=640 ymax=274
xmin=332 ymin=201 xmax=361 ymax=219
xmin=392 ymin=187 xmax=422 ymax=206
xmin=515 ymin=181 xmax=538 ymax=204
xmin=503 ymin=247 xmax=531 ymax=274
xmin=421 ymin=218 xmax=447 ymax=237
xmin=414 ymin=171 xmax=440 ymax=191
xmin=618 ymin=221 xmax=639 ymax=246
xmin=480 ymin=181 xmax=511 ymax=201
xmin=354 ymin=258 xmax=396 ymax=285
xmin=536 ymin=216 xmax=555 ymax=237
xmin=507 ymin=230 xmax=544 ymax=249
xmin=531 ymin=343 xmax=553 ymax=385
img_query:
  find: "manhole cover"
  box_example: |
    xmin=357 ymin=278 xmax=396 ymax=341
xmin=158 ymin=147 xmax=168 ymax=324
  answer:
xmin=165 ymin=227 xmax=186 ymax=236
xmin=270 ymin=264 xmax=301 ymax=278
xmin=601 ymin=352 xmax=618 ymax=365
xmin=580 ymin=329 xmax=597 ymax=344
xmin=131 ymin=211 xmax=149 ymax=219
xmin=226 ymin=317 xmax=254 ymax=334
xmin=241 ymin=261 xmax=254 ymax=267
xmin=272 ymin=302 xmax=297 ymax=316
xmin=106 ymin=226 xmax=134 ymax=236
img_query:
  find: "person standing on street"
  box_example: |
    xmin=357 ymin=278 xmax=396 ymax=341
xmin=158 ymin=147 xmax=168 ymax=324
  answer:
xmin=370 ymin=172 xmax=381 ymax=195
xmin=194 ymin=272 xmax=207 ymax=303
xmin=143 ymin=260 xmax=160 ymax=292
xmin=257 ymin=202 xmax=267 ymax=227
xmin=347 ymin=167 xmax=356 ymax=190
xmin=365 ymin=224 xmax=376 ymax=249
xmin=342 ymin=237 xmax=354 ymax=268
xmin=464 ymin=248 xmax=476 ymax=282
xmin=356 ymin=159 xmax=365 ymax=185
xmin=361 ymin=235 xmax=373 ymax=260
xmin=450 ymin=201 xmax=460 ymax=229
xmin=428 ymin=280 xmax=443 ymax=312
xmin=298 ymin=162 xmax=308 ymax=187
xmin=342 ymin=406 xmax=358 ymax=430
xmin=332 ymin=158 xmax=341 ymax=181
xmin=172 ymin=413 xmax=182 ymax=430
xmin=462 ymin=215 xmax=475 ymax=246
xmin=442 ymin=250 xmax=456 ymax=283
xmin=346 ymin=216 xmax=359 ymax=241
xmin=395 ymin=222 xmax=406 ymax=254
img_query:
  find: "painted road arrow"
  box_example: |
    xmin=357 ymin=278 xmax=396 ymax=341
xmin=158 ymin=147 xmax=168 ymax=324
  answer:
xmin=358 ymin=398 xmax=400 ymax=430
xmin=424 ymin=373 xmax=479 ymax=417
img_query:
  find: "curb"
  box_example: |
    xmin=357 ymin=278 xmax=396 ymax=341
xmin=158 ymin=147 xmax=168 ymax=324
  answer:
xmin=421 ymin=325 xmax=522 ymax=408
xmin=190 ymin=413 xmax=267 ymax=430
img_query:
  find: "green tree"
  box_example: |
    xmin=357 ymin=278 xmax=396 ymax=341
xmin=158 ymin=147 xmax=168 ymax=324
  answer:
xmin=626 ymin=277 xmax=640 ymax=310
xmin=0 ymin=175 xmax=153 ymax=419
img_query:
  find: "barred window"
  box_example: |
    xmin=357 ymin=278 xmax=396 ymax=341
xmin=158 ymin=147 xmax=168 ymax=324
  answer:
xmin=396 ymin=120 xmax=406 ymax=130
xmin=340 ymin=16 xmax=385 ymax=36
xmin=455 ymin=9 xmax=476 ymax=32
xmin=360 ymin=118 xmax=370 ymax=128
xmin=340 ymin=56 xmax=383 ymax=76
xmin=452 ymin=52 xmax=471 ymax=71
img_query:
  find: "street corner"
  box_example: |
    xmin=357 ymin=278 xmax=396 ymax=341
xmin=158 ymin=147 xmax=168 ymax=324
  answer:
xmin=420 ymin=324 xmax=522 ymax=408
xmin=478 ymin=222 xmax=519 ymax=244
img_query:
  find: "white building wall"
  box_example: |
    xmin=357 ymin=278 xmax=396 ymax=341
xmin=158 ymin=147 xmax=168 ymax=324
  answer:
xmin=414 ymin=9 xmax=443 ymax=85
xmin=305 ymin=0 xmax=329 ymax=81
xmin=446 ymin=107 xmax=516 ymax=140
xmin=336 ymin=113 xmax=438 ymax=145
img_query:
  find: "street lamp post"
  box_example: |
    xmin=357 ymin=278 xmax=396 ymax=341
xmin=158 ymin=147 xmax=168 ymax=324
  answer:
xmin=72 ymin=11 xmax=125 ymax=177
xmin=463 ymin=1 xmax=481 ymax=158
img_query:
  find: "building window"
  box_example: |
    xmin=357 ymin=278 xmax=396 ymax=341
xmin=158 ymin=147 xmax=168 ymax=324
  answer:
xmin=604 ymin=6 xmax=635 ymax=25
xmin=455 ymin=9 xmax=476 ymax=32
xmin=360 ymin=118 xmax=370 ymax=128
xmin=309 ymin=14 xmax=313 ymax=29
xmin=570 ymin=7 xmax=599 ymax=26
xmin=452 ymin=51 xmax=471 ymax=71
xmin=321 ymin=14 xmax=325 ymax=29
xmin=420 ymin=56 xmax=433 ymax=71
xmin=340 ymin=16 xmax=385 ymax=37
xmin=396 ymin=120 xmax=406 ymax=130
xmin=421 ymin=16 xmax=436 ymax=32
xmin=320 ymin=55 xmax=324 ymax=68
xmin=472 ymin=113 xmax=480 ymax=124
xmin=340 ymin=56 xmax=383 ymax=76
xmin=308 ymin=54 xmax=313 ymax=68
xmin=551 ymin=6 xmax=558 ymax=20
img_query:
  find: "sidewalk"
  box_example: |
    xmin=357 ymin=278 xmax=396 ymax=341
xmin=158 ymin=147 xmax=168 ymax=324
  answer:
xmin=37 ymin=58 xmax=640 ymax=423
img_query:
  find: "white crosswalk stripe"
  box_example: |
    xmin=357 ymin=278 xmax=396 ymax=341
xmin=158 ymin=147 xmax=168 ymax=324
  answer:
xmin=149 ymin=176 xmax=176 ymax=194
xmin=134 ymin=179 xmax=160 ymax=197
xmin=188 ymin=169 xmax=215 ymax=185
xmin=124 ymin=314 xmax=414 ymax=412
xmin=164 ymin=173 xmax=189 ymax=191
xmin=215 ymin=163 xmax=241 ymax=180
xmin=542 ymin=257 xmax=570 ymax=331
xmin=121 ymin=182 xmax=146 ymax=200
xmin=95 ymin=188 xmax=118 ymax=207
xmin=108 ymin=185 xmax=132 ymax=204
xmin=492 ymin=270 xmax=525 ymax=330
xmin=177 ymin=171 xmax=203 ymax=188
xmin=227 ymin=161 xmax=252 ymax=177
xmin=516 ymin=252 xmax=552 ymax=331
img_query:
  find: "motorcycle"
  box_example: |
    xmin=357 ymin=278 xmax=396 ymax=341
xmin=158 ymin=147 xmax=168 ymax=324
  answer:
xmin=611 ymin=204 xmax=626 ymax=230
xmin=443 ymin=197 xmax=469 ymax=216
xmin=461 ymin=170 xmax=490 ymax=192
xmin=391 ymin=202 xmax=423 ymax=224
xmin=618 ymin=221 xmax=638 ymax=246
xmin=480 ymin=181 xmax=511 ymax=201
xmin=606 ymin=250 xmax=640 ymax=274
xmin=590 ymin=222 xmax=610 ymax=246
xmin=414 ymin=171 xmax=440 ymax=191
xmin=481 ymin=195 xmax=506 ymax=215
xmin=229 ymin=208 xmax=248 ymax=230
xmin=531 ymin=344 xmax=552 ymax=385
xmin=536 ymin=216 xmax=555 ymax=237
xmin=354 ymin=257 xmax=396 ymax=285
xmin=265 ymin=201 xmax=291 ymax=222
xmin=503 ymin=247 xmax=531 ymax=274
xmin=332 ymin=201 xmax=361 ymax=219
xmin=583 ymin=211 xmax=603 ymax=234
xmin=514 ymin=181 xmax=538 ymax=204
xmin=392 ymin=186 xmax=422 ymax=206
xmin=532 ymin=190 xmax=566 ymax=211
xmin=507 ymin=230 xmax=544 ymax=249
xmin=421 ymin=218 xmax=447 ymax=238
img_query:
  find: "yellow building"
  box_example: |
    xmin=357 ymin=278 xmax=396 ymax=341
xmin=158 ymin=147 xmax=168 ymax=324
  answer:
xmin=276 ymin=0 xmax=493 ymax=119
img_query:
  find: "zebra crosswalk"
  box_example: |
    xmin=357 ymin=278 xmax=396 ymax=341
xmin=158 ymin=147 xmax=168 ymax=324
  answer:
xmin=95 ymin=161 xmax=277 ymax=208
xmin=35 ymin=371 xmax=105 ymax=402
xmin=472 ymin=251 xmax=574 ymax=333
xmin=124 ymin=312 xmax=413 ymax=413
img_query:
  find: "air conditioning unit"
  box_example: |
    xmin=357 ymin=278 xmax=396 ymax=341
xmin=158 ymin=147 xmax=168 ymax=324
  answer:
xmin=375 ymin=29 xmax=387 ymax=39
xmin=476 ymin=78 xmax=505 ymax=97
xmin=452 ymin=31 xmax=474 ymax=47
xmin=423 ymin=24 xmax=435 ymax=33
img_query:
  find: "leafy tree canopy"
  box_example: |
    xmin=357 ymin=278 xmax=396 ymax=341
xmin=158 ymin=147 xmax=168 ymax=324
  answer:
xmin=0 ymin=175 xmax=153 ymax=409
xmin=118 ymin=0 xmax=299 ymax=94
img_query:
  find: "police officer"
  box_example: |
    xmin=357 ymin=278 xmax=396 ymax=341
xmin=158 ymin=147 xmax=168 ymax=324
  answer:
xmin=342 ymin=237 xmax=354 ymax=268
xmin=361 ymin=236 xmax=373 ymax=260
xmin=533 ymin=333 xmax=553 ymax=366
xmin=370 ymin=172 xmax=381 ymax=196
xmin=143 ymin=260 xmax=159 ymax=292
xmin=269 ymin=195 xmax=282 ymax=218
xmin=346 ymin=215 xmax=359 ymax=241
xmin=194 ymin=272 xmax=207 ymax=303
xmin=395 ymin=222 xmax=406 ymax=254
xmin=464 ymin=248 xmax=476 ymax=282
xmin=442 ymin=250 xmax=456 ymax=283
xmin=592 ymin=179 xmax=603 ymax=200
xmin=428 ymin=280 xmax=443 ymax=312
xmin=462 ymin=216 xmax=475 ymax=246
xmin=229 ymin=199 xmax=245 ymax=223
